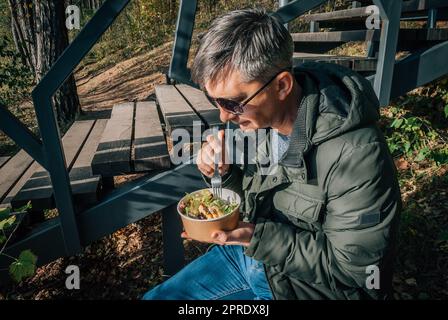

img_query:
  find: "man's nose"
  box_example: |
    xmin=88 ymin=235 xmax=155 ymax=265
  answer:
xmin=219 ymin=108 xmax=237 ymax=123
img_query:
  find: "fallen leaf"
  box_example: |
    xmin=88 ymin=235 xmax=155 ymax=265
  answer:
xmin=395 ymin=158 xmax=410 ymax=170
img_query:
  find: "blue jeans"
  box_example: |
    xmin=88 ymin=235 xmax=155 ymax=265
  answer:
xmin=142 ymin=245 xmax=273 ymax=300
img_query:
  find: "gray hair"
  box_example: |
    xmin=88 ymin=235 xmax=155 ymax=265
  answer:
xmin=191 ymin=8 xmax=293 ymax=89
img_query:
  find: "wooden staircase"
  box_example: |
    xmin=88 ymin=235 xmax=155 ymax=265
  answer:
xmin=291 ymin=0 xmax=448 ymax=82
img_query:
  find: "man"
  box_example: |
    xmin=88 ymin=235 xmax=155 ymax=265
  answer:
xmin=143 ymin=8 xmax=401 ymax=300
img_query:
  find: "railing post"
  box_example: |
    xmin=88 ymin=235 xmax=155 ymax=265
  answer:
xmin=168 ymin=0 xmax=198 ymax=85
xmin=274 ymin=0 xmax=328 ymax=25
xmin=372 ymin=0 xmax=402 ymax=106
xmin=162 ymin=204 xmax=185 ymax=278
xmin=0 ymin=105 xmax=46 ymax=169
xmin=427 ymin=8 xmax=437 ymax=29
xmin=279 ymin=0 xmax=289 ymax=30
xmin=31 ymin=93 xmax=82 ymax=255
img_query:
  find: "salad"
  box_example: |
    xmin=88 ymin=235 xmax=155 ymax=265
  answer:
xmin=179 ymin=190 xmax=239 ymax=220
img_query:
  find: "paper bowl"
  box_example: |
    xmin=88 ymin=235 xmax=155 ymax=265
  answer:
xmin=177 ymin=188 xmax=241 ymax=242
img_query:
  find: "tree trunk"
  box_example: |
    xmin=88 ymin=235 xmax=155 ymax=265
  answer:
xmin=81 ymin=0 xmax=102 ymax=11
xmin=8 ymin=0 xmax=81 ymax=125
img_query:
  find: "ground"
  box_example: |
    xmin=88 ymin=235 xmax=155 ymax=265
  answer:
xmin=75 ymin=41 xmax=172 ymax=111
xmin=1 ymin=41 xmax=447 ymax=300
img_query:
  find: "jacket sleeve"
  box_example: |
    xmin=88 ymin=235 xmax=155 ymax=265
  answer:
xmin=244 ymin=142 xmax=401 ymax=288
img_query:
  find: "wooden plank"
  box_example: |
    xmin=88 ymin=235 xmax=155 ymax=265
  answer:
xmin=291 ymin=30 xmax=379 ymax=43
xmin=91 ymin=103 xmax=134 ymax=177
xmin=292 ymin=29 xmax=448 ymax=43
xmin=0 ymin=157 xmax=10 ymax=169
xmin=300 ymin=2 xmax=448 ymax=24
xmin=69 ymin=119 xmax=107 ymax=208
xmin=0 ymin=161 xmax=38 ymax=209
xmin=300 ymin=6 xmax=369 ymax=23
xmin=175 ymin=84 xmax=222 ymax=128
xmin=402 ymin=0 xmax=448 ymax=12
xmin=401 ymin=28 xmax=448 ymax=41
xmin=293 ymin=53 xmax=377 ymax=72
xmin=133 ymin=101 xmax=171 ymax=171
xmin=11 ymin=120 xmax=95 ymax=210
xmin=155 ymin=85 xmax=204 ymax=137
xmin=0 ymin=150 xmax=34 ymax=204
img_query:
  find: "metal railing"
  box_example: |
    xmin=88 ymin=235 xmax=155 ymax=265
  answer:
xmin=0 ymin=0 xmax=132 ymax=256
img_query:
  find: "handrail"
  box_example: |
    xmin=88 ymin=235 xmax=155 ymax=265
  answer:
xmin=0 ymin=104 xmax=46 ymax=168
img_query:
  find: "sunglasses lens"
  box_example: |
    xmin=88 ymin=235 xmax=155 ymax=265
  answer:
xmin=216 ymin=98 xmax=239 ymax=113
xmin=204 ymin=93 xmax=242 ymax=114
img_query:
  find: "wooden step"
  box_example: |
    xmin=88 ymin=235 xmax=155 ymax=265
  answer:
xmin=0 ymin=150 xmax=34 ymax=208
xmin=91 ymin=101 xmax=171 ymax=177
xmin=292 ymin=28 xmax=448 ymax=53
xmin=155 ymin=85 xmax=205 ymax=138
xmin=11 ymin=120 xmax=104 ymax=210
xmin=91 ymin=103 xmax=134 ymax=176
xmin=403 ymin=0 xmax=448 ymax=12
xmin=133 ymin=101 xmax=171 ymax=171
xmin=300 ymin=6 xmax=369 ymax=23
xmin=292 ymin=29 xmax=379 ymax=43
xmin=355 ymin=0 xmax=448 ymax=11
xmin=293 ymin=53 xmax=377 ymax=72
xmin=0 ymin=156 xmax=10 ymax=168
xmin=69 ymin=119 xmax=107 ymax=209
xmin=300 ymin=1 xmax=448 ymax=25
xmin=174 ymin=84 xmax=221 ymax=128
xmin=292 ymin=28 xmax=448 ymax=42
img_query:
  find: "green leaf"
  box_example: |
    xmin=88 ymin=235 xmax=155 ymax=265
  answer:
xmin=404 ymin=142 xmax=411 ymax=154
xmin=9 ymin=250 xmax=37 ymax=283
xmin=0 ymin=234 xmax=6 ymax=245
xmin=0 ymin=215 xmax=16 ymax=231
xmin=414 ymin=147 xmax=430 ymax=162
xmin=432 ymin=148 xmax=448 ymax=165
xmin=0 ymin=207 xmax=11 ymax=220
xmin=444 ymin=105 xmax=448 ymax=119
xmin=391 ymin=118 xmax=403 ymax=128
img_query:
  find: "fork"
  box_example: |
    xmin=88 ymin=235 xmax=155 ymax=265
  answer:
xmin=211 ymin=126 xmax=223 ymax=199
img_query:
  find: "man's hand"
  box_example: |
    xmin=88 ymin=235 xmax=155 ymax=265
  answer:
xmin=197 ymin=129 xmax=230 ymax=177
xmin=181 ymin=221 xmax=255 ymax=247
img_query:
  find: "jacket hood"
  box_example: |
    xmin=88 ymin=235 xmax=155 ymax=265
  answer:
xmin=292 ymin=62 xmax=380 ymax=150
xmin=243 ymin=62 xmax=381 ymax=170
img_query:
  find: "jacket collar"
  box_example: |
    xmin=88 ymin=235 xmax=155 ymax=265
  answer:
xmin=280 ymin=69 xmax=320 ymax=169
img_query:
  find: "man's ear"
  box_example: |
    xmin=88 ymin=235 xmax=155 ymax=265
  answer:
xmin=276 ymin=71 xmax=294 ymax=101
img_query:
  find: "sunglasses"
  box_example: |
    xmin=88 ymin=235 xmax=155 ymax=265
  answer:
xmin=204 ymin=70 xmax=287 ymax=115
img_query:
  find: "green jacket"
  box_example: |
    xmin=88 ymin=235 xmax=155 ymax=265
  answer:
xmin=204 ymin=62 xmax=401 ymax=300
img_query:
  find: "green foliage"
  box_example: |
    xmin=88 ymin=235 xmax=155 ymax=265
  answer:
xmin=9 ymin=250 xmax=37 ymax=283
xmin=431 ymin=146 xmax=448 ymax=165
xmin=0 ymin=203 xmax=37 ymax=283
xmin=0 ymin=36 xmax=33 ymax=107
xmin=0 ymin=209 xmax=16 ymax=237
xmin=385 ymin=106 xmax=446 ymax=164
xmin=387 ymin=113 xmax=436 ymax=160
